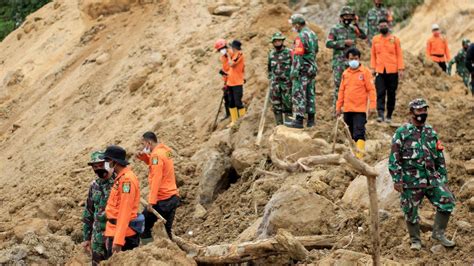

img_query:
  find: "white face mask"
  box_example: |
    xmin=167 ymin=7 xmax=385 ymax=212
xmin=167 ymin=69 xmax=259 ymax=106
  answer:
xmin=348 ymin=60 xmax=360 ymax=69
xmin=291 ymin=27 xmax=297 ymax=32
xmin=220 ymin=48 xmax=227 ymax=55
xmin=104 ymin=161 xmax=113 ymax=172
xmin=143 ymin=146 xmax=151 ymax=154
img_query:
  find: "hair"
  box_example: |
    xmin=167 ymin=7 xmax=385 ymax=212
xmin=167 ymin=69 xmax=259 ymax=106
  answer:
xmin=143 ymin=131 xmax=158 ymax=143
xmin=378 ymin=18 xmax=389 ymax=25
xmin=345 ymin=47 xmax=361 ymax=59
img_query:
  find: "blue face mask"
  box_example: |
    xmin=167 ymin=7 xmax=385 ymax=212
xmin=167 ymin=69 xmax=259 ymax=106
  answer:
xmin=348 ymin=60 xmax=360 ymax=69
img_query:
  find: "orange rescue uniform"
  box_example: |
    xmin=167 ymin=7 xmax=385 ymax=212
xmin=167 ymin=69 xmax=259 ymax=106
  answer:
xmin=336 ymin=65 xmax=377 ymax=113
xmin=104 ymin=167 xmax=140 ymax=246
xmin=137 ymin=143 xmax=179 ymax=205
xmin=370 ymin=34 xmax=404 ymax=74
xmin=426 ymin=35 xmax=451 ymax=63
xmin=226 ymin=51 xmax=245 ymax=86
xmin=220 ymin=53 xmax=231 ymax=83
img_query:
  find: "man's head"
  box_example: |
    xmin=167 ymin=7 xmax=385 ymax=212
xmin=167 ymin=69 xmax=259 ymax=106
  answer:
xmin=142 ymin=131 xmax=158 ymax=153
xmin=88 ymin=151 xmax=111 ymax=179
xmin=289 ymin=14 xmax=305 ymax=32
xmin=339 ymin=6 xmax=355 ymax=26
xmin=271 ymin=32 xmax=286 ymax=49
xmin=409 ymin=98 xmax=429 ymax=125
xmin=214 ymin=39 xmax=227 ymax=55
xmin=432 ymin=24 xmax=440 ymax=36
xmin=101 ymin=145 xmax=129 ymax=173
xmin=345 ymin=47 xmax=361 ymax=69
xmin=230 ymin=40 xmax=242 ymax=51
xmin=378 ymin=18 xmax=389 ymax=35
xmin=374 ymin=0 xmax=383 ymax=8
xmin=462 ymin=39 xmax=471 ymax=50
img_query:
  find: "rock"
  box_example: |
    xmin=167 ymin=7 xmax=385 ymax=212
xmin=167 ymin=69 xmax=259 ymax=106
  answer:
xmin=306 ymin=170 xmax=329 ymax=194
xmin=257 ymin=185 xmax=335 ymax=238
xmin=230 ymin=148 xmax=264 ymax=176
xmin=235 ymin=217 xmax=262 ymax=243
xmin=458 ymin=178 xmax=474 ymax=200
xmin=4 ymin=69 xmax=24 ymax=87
xmin=95 ymin=52 xmax=110 ymax=65
xmin=468 ymin=197 xmax=474 ymax=211
xmin=464 ymin=159 xmax=474 ymax=174
xmin=193 ymin=203 xmax=207 ymax=219
xmin=128 ymin=68 xmax=151 ymax=92
xmin=212 ymin=5 xmax=240 ymax=16
xmin=341 ymin=159 xmax=399 ymax=210
xmin=430 ymin=244 xmax=446 ymax=254
xmin=13 ymin=219 xmax=50 ymax=241
xmin=198 ymin=149 xmax=231 ymax=205
xmin=455 ymin=220 xmax=471 ymax=232
xmin=81 ymin=0 xmax=132 ymax=19
xmin=34 ymin=245 xmax=45 ymax=255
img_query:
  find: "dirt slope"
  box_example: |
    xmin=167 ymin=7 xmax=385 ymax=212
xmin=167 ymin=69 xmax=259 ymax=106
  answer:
xmin=0 ymin=0 xmax=473 ymax=265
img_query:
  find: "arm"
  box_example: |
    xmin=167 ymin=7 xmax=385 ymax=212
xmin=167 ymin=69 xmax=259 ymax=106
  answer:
xmin=314 ymin=32 xmax=319 ymax=54
xmin=82 ymin=185 xmax=94 ymax=242
xmin=148 ymin=157 xmax=164 ymax=205
xmin=113 ymin=179 xmax=136 ymax=246
xmin=354 ymin=24 xmax=367 ymax=40
xmin=444 ymin=39 xmax=451 ymax=62
xmin=326 ymin=27 xmax=346 ymax=49
xmin=290 ymin=36 xmax=304 ymax=79
xmin=365 ymin=70 xmax=377 ymax=110
xmin=228 ymin=52 xmax=243 ymax=68
xmin=370 ymin=38 xmax=376 ymax=70
xmin=433 ymin=134 xmax=448 ymax=183
xmin=335 ymin=73 xmax=345 ymax=113
xmin=136 ymin=153 xmax=151 ymax=164
xmin=396 ymin=37 xmax=404 ymax=70
xmin=267 ymin=52 xmax=272 ymax=80
xmin=466 ymin=45 xmax=474 ymax=72
xmin=388 ymin=130 xmax=403 ymax=185
xmin=426 ymin=39 xmax=431 ymax=59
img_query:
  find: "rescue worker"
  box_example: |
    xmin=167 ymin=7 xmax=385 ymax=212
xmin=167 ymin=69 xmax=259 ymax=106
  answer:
xmin=336 ymin=48 xmax=376 ymax=159
xmin=467 ymin=42 xmax=474 ymax=95
xmin=82 ymin=151 xmax=115 ymax=265
xmin=365 ymin=0 xmax=393 ymax=47
xmin=136 ymin=132 xmax=180 ymax=241
xmin=326 ymin=6 xmax=367 ymax=106
xmin=426 ymin=24 xmax=451 ymax=72
xmin=268 ymin=32 xmax=293 ymax=125
xmin=214 ymin=39 xmax=231 ymax=120
xmin=103 ymin=145 xmax=141 ymax=257
xmin=448 ymin=39 xmax=472 ymax=94
xmin=389 ymin=99 xmax=456 ymax=251
xmin=370 ymin=18 xmax=404 ymax=123
xmin=285 ymin=14 xmax=318 ymax=128
xmin=226 ymin=40 xmax=246 ymax=127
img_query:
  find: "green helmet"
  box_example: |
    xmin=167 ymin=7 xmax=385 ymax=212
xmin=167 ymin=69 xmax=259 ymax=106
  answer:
xmin=88 ymin=151 xmax=105 ymax=165
xmin=409 ymin=98 xmax=429 ymax=110
xmin=271 ymin=32 xmax=286 ymax=42
xmin=340 ymin=6 xmax=355 ymax=17
xmin=462 ymin=38 xmax=471 ymax=46
xmin=289 ymin=14 xmax=305 ymax=24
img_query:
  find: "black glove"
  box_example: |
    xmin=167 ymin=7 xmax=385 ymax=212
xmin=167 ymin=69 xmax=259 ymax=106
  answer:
xmin=219 ymin=69 xmax=227 ymax=76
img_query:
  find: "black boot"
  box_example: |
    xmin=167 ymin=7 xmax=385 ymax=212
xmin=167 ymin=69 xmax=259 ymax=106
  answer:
xmin=432 ymin=211 xmax=455 ymax=247
xmin=406 ymin=221 xmax=421 ymax=250
xmin=274 ymin=112 xmax=283 ymax=125
xmin=284 ymin=115 xmax=304 ymax=129
xmin=307 ymin=113 xmax=315 ymax=128
xmin=220 ymin=108 xmax=230 ymax=121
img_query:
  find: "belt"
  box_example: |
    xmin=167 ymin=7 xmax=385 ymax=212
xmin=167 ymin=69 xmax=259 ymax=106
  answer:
xmin=109 ymin=219 xmax=117 ymax=225
xmin=431 ymin=54 xmax=444 ymax=58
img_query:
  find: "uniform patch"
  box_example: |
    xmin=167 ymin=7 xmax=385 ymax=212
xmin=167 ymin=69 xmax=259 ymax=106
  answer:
xmin=166 ymin=151 xmax=173 ymax=158
xmin=152 ymin=157 xmax=159 ymax=165
xmin=359 ymin=74 xmax=364 ymax=80
xmin=436 ymin=140 xmax=444 ymax=151
xmin=122 ymin=182 xmax=131 ymax=193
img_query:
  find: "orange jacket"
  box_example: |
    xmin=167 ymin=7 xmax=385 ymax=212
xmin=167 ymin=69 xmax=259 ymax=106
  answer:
xmin=370 ymin=34 xmax=404 ymax=74
xmin=336 ymin=65 xmax=376 ymax=113
xmin=105 ymin=167 xmax=140 ymax=246
xmin=137 ymin=143 xmax=178 ymax=204
xmin=426 ymin=35 xmax=451 ymax=62
xmin=220 ymin=53 xmax=231 ymax=83
xmin=226 ymin=51 xmax=245 ymax=86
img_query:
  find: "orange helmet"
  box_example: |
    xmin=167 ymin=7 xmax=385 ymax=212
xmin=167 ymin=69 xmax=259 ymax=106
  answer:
xmin=214 ymin=39 xmax=227 ymax=51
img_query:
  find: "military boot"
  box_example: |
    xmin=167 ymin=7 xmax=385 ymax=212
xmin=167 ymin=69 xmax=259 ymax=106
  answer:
xmin=432 ymin=211 xmax=455 ymax=247
xmin=406 ymin=222 xmax=421 ymax=250
xmin=274 ymin=112 xmax=283 ymax=125
xmin=284 ymin=115 xmax=304 ymax=129
xmin=283 ymin=113 xmax=293 ymax=123
xmin=307 ymin=113 xmax=315 ymax=128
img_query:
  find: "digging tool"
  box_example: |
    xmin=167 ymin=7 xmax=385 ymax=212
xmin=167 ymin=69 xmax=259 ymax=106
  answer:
xmin=256 ymin=85 xmax=271 ymax=146
xmin=210 ymin=95 xmax=225 ymax=132
xmin=140 ymin=198 xmax=169 ymax=239
xmin=332 ymin=116 xmax=342 ymax=153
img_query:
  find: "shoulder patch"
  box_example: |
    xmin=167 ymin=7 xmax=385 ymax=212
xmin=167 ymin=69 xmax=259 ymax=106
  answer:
xmin=166 ymin=151 xmax=173 ymax=159
xmin=152 ymin=157 xmax=159 ymax=165
xmin=122 ymin=182 xmax=131 ymax=193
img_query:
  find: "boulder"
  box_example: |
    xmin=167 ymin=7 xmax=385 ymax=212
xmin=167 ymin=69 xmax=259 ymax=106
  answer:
xmin=193 ymin=203 xmax=207 ymax=219
xmin=212 ymin=5 xmax=240 ymax=16
xmin=198 ymin=150 xmax=231 ymax=205
xmin=341 ymin=159 xmax=398 ymax=210
xmin=80 ymin=0 xmax=132 ymax=19
xmin=230 ymin=147 xmax=264 ymax=176
xmin=464 ymin=159 xmax=474 ymax=174
xmin=235 ymin=217 xmax=262 ymax=243
xmin=95 ymin=52 xmax=110 ymax=65
xmin=256 ymin=185 xmax=335 ymax=238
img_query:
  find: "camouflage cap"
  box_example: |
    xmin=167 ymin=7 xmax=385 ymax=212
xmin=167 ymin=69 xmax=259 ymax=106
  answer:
xmin=409 ymin=98 xmax=429 ymax=110
xmin=88 ymin=151 xmax=105 ymax=165
xmin=462 ymin=38 xmax=471 ymax=46
xmin=271 ymin=32 xmax=286 ymax=42
xmin=289 ymin=14 xmax=305 ymax=24
xmin=340 ymin=6 xmax=355 ymax=16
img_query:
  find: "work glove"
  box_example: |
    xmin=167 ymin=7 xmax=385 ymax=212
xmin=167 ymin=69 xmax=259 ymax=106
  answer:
xmin=219 ymin=69 xmax=227 ymax=76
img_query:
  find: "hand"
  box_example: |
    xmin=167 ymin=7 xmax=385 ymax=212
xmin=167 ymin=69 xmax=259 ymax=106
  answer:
xmin=335 ymin=110 xmax=342 ymax=117
xmin=398 ymin=70 xmax=404 ymax=79
xmin=112 ymin=244 xmax=122 ymax=253
xmin=222 ymin=85 xmax=228 ymax=91
xmin=368 ymin=109 xmax=376 ymax=117
xmin=146 ymin=203 xmax=154 ymax=212
xmin=136 ymin=150 xmax=145 ymax=158
xmin=370 ymin=69 xmax=376 ymax=77
xmin=82 ymin=240 xmax=91 ymax=254
xmin=344 ymin=39 xmax=354 ymax=47
xmin=394 ymin=183 xmax=404 ymax=193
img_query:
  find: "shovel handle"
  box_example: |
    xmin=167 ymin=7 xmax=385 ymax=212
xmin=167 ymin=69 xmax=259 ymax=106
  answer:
xmin=140 ymin=198 xmax=167 ymax=224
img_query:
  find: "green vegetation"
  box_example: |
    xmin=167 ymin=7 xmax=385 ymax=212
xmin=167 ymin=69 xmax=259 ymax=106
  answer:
xmin=348 ymin=0 xmax=424 ymax=25
xmin=0 ymin=0 xmax=50 ymax=41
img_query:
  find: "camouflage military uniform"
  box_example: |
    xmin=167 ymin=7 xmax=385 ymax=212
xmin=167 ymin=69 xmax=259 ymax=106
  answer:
xmin=268 ymin=46 xmax=292 ymax=114
xmin=290 ymin=26 xmax=318 ymax=118
xmin=388 ymin=123 xmax=455 ymax=223
xmin=326 ymin=23 xmax=366 ymax=105
xmin=448 ymin=48 xmax=471 ymax=92
xmin=82 ymin=175 xmax=115 ymax=264
xmin=365 ymin=6 xmax=391 ymax=46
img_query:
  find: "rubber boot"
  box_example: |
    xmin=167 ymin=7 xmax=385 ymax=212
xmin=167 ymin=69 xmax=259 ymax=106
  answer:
xmin=274 ymin=112 xmax=283 ymax=125
xmin=140 ymin=237 xmax=154 ymax=246
xmin=307 ymin=113 xmax=315 ymax=128
xmin=220 ymin=108 xmax=230 ymax=121
xmin=228 ymin=108 xmax=239 ymax=128
xmin=284 ymin=115 xmax=304 ymax=129
xmin=406 ymin=222 xmax=422 ymax=250
xmin=355 ymin=139 xmax=365 ymax=159
xmin=431 ymin=211 xmax=456 ymax=247
xmin=238 ymin=107 xmax=246 ymax=118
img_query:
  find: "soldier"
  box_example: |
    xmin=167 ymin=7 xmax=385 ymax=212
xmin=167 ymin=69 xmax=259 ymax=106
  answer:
xmin=82 ymin=151 xmax=115 ymax=265
xmin=326 ymin=6 xmax=366 ymax=107
xmin=267 ymin=32 xmax=292 ymax=125
xmin=388 ymin=99 xmax=456 ymax=251
xmin=448 ymin=39 xmax=471 ymax=94
xmin=467 ymin=42 xmax=474 ymax=95
xmin=365 ymin=0 xmax=393 ymax=47
xmin=285 ymin=14 xmax=318 ymax=129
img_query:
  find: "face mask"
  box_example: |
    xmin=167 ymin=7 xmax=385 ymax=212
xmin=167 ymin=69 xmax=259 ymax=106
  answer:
xmin=291 ymin=27 xmax=297 ymax=32
xmin=348 ymin=60 xmax=360 ymax=69
xmin=104 ymin=161 xmax=113 ymax=172
xmin=94 ymin=169 xmax=109 ymax=179
xmin=414 ymin=113 xmax=428 ymax=124
xmin=343 ymin=19 xmax=352 ymax=26
xmin=379 ymin=27 xmax=389 ymax=34
xmin=143 ymin=146 xmax=151 ymax=154
xmin=274 ymin=44 xmax=283 ymax=50
xmin=375 ymin=3 xmax=382 ymax=8
xmin=433 ymin=32 xmax=440 ymax=37
xmin=219 ymin=48 xmax=227 ymax=55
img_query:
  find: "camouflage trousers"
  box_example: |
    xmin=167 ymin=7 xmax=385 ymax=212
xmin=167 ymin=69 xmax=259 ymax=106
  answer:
xmin=270 ymin=78 xmax=292 ymax=114
xmin=91 ymin=229 xmax=107 ymax=265
xmin=291 ymin=74 xmax=316 ymax=117
xmin=457 ymin=71 xmax=472 ymax=92
xmin=332 ymin=61 xmax=346 ymax=106
xmin=400 ymin=185 xmax=455 ymax=224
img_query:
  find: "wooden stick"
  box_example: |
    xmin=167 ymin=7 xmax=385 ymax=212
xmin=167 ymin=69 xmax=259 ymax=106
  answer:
xmin=210 ymin=95 xmax=224 ymax=132
xmin=256 ymin=85 xmax=271 ymax=146
xmin=140 ymin=198 xmax=167 ymax=224
xmin=341 ymin=120 xmax=358 ymax=155
xmin=275 ymin=229 xmax=308 ymax=261
xmin=332 ymin=116 xmax=341 ymax=153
